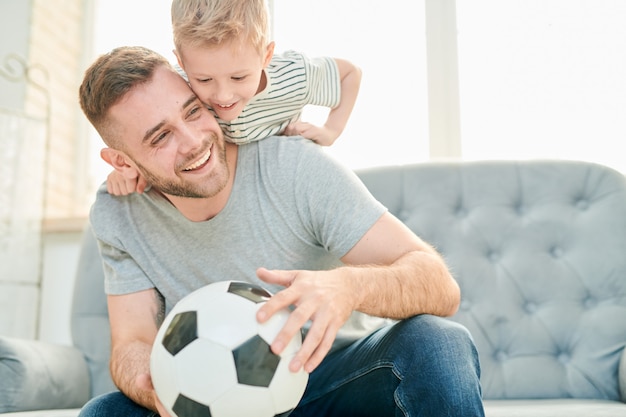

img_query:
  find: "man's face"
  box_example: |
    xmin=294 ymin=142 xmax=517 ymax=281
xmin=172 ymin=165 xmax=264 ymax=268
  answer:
xmin=108 ymin=66 xmax=229 ymax=199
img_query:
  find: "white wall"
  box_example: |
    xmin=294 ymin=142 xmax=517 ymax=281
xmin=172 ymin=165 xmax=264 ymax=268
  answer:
xmin=0 ymin=0 xmax=30 ymax=110
xmin=39 ymin=230 xmax=84 ymax=345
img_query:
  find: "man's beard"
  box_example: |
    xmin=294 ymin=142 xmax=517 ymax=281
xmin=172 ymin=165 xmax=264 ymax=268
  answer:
xmin=134 ymin=135 xmax=229 ymax=199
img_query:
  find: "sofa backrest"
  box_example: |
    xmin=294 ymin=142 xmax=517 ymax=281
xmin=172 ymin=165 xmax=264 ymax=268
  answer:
xmin=71 ymin=159 xmax=626 ymax=402
xmin=357 ymin=160 xmax=626 ymax=401
xmin=70 ymin=226 xmax=116 ymax=398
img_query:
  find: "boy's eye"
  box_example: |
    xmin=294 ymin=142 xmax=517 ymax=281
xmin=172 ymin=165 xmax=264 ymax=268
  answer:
xmin=232 ymin=76 xmax=247 ymax=81
xmin=197 ymin=78 xmax=211 ymax=83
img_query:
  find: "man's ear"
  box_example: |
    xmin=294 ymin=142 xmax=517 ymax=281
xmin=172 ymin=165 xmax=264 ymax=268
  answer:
xmin=263 ymin=42 xmax=275 ymax=68
xmin=100 ymin=148 xmax=140 ymax=179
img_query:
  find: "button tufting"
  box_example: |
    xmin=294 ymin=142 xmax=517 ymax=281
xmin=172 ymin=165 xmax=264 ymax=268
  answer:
xmin=558 ymin=353 xmax=570 ymax=364
xmin=525 ymin=302 xmax=537 ymax=314
xmin=550 ymin=246 xmax=563 ymax=258
xmin=584 ymin=296 xmax=597 ymax=309
xmin=495 ymin=350 xmax=508 ymax=362
xmin=488 ymin=250 xmax=500 ymax=262
xmin=460 ymin=300 xmax=471 ymax=311
xmin=455 ymin=207 xmax=467 ymax=218
xmin=575 ymin=199 xmax=589 ymax=210
xmin=515 ymin=203 xmax=526 ymax=216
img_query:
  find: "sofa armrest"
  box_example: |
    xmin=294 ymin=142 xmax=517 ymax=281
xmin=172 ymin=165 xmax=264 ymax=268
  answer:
xmin=0 ymin=336 xmax=91 ymax=413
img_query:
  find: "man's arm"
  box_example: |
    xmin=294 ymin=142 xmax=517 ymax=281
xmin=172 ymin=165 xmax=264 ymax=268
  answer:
xmin=340 ymin=211 xmax=460 ymax=318
xmin=107 ymin=288 xmax=166 ymax=413
xmin=256 ymin=211 xmax=460 ymax=373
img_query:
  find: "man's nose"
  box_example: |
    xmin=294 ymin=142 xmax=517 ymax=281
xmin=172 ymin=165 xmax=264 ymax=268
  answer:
xmin=177 ymin=123 xmax=204 ymax=153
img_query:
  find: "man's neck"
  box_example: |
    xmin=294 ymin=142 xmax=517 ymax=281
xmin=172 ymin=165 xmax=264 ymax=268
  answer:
xmin=164 ymin=142 xmax=238 ymax=222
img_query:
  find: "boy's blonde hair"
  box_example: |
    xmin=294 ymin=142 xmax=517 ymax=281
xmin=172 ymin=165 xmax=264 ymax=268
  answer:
xmin=171 ymin=0 xmax=270 ymax=55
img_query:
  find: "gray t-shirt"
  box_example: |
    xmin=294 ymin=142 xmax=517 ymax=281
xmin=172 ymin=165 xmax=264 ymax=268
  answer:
xmin=90 ymin=136 xmax=391 ymax=347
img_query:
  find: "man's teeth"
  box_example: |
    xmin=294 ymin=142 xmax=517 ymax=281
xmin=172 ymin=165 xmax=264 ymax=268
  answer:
xmin=184 ymin=149 xmax=211 ymax=171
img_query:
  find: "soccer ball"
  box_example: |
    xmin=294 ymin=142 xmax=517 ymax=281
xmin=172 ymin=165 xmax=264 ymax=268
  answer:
xmin=150 ymin=281 xmax=308 ymax=417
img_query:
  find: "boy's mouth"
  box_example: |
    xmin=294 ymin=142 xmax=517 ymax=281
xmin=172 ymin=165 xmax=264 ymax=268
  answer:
xmin=216 ymin=102 xmax=236 ymax=110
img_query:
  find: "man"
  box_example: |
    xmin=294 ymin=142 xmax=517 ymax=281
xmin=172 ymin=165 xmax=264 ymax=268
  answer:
xmin=78 ymin=46 xmax=484 ymax=416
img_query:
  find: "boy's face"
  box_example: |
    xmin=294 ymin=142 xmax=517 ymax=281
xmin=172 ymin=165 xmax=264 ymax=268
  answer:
xmin=177 ymin=40 xmax=274 ymax=122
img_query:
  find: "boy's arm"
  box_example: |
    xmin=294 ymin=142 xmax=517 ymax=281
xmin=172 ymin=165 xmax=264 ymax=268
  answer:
xmin=323 ymin=58 xmax=362 ymax=143
xmin=284 ymin=58 xmax=361 ymax=146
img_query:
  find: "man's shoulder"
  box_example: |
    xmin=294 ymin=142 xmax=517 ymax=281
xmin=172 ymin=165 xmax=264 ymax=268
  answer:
xmin=254 ymin=135 xmax=323 ymax=161
xmin=89 ymin=183 xmax=160 ymax=239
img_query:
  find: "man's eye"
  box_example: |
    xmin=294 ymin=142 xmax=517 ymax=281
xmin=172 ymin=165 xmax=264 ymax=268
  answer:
xmin=151 ymin=131 xmax=169 ymax=145
xmin=188 ymin=106 xmax=201 ymax=117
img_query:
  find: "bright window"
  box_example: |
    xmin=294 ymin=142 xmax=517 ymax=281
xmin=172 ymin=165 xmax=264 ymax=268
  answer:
xmin=271 ymin=1 xmax=429 ymax=169
xmin=456 ymin=0 xmax=626 ymax=173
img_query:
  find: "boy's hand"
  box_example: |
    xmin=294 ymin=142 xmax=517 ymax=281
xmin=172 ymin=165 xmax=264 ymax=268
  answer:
xmin=106 ymin=170 xmax=149 ymax=196
xmin=283 ymin=122 xmax=338 ymax=147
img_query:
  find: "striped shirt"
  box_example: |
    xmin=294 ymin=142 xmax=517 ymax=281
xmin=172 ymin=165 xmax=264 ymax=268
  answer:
xmin=178 ymin=50 xmax=341 ymax=144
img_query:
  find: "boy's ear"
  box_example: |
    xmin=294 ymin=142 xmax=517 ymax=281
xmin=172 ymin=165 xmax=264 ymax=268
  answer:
xmin=101 ymin=148 xmax=140 ymax=179
xmin=263 ymin=42 xmax=275 ymax=68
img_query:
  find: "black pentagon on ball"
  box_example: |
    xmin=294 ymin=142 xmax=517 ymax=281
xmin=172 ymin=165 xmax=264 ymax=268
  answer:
xmin=162 ymin=311 xmax=198 ymax=356
xmin=232 ymin=334 xmax=280 ymax=387
xmin=173 ymin=393 xmax=212 ymax=417
xmin=228 ymin=281 xmax=272 ymax=303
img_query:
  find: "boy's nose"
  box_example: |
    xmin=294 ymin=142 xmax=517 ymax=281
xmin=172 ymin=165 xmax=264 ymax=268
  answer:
xmin=213 ymin=86 xmax=233 ymax=103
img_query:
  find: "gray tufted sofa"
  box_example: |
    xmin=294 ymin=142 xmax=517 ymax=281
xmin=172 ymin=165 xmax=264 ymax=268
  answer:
xmin=2 ymin=159 xmax=626 ymax=416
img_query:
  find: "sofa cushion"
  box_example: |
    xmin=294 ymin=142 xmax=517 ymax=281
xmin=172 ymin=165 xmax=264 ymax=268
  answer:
xmin=0 ymin=336 xmax=90 ymax=413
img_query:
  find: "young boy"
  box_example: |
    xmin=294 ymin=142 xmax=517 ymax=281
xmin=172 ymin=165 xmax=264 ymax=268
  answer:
xmin=106 ymin=0 xmax=361 ymax=195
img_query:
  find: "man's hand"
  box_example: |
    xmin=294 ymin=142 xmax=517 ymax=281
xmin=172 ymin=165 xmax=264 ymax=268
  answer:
xmin=136 ymin=372 xmax=172 ymax=417
xmin=255 ymin=267 xmax=356 ymax=373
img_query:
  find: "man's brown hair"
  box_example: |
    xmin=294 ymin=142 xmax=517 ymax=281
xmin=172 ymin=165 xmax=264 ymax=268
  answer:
xmin=78 ymin=46 xmax=171 ymax=147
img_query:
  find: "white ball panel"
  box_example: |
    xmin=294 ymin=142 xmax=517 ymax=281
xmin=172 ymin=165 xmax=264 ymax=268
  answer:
xmin=210 ymin=384 xmax=276 ymax=417
xmin=174 ymin=338 xmax=238 ymax=404
xmin=269 ymin=356 xmax=309 ymax=413
xmin=195 ymin=292 xmax=261 ymax=349
xmin=150 ymin=343 xmax=180 ymax=410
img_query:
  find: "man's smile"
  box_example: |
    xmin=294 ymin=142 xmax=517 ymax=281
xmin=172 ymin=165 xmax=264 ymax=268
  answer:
xmin=182 ymin=145 xmax=212 ymax=172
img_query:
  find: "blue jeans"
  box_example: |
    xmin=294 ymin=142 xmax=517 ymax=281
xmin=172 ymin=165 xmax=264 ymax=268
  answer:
xmin=79 ymin=315 xmax=484 ymax=417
